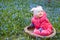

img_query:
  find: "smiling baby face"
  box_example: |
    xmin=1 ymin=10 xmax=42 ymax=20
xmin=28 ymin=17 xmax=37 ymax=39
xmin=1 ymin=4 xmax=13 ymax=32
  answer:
xmin=35 ymin=11 xmax=44 ymax=18
xmin=31 ymin=6 xmax=44 ymax=18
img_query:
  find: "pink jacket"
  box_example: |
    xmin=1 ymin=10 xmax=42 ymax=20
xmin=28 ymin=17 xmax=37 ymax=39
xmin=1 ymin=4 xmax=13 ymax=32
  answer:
xmin=31 ymin=11 xmax=53 ymax=36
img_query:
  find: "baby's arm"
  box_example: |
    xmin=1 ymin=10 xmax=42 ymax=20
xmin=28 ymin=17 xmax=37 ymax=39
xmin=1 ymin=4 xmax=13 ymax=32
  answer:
xmin=39 ymin=22 xmax=52 ymax=36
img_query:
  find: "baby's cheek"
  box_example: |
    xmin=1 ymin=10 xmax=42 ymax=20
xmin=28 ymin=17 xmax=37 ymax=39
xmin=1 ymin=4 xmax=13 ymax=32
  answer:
xmin=38 ymin=14 xmax=43 ymax=17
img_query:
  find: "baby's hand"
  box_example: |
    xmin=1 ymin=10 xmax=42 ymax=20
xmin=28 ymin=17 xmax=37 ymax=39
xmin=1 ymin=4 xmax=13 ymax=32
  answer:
xmin=39 ymin=28 xmax=43 ymax=32
xmin=30 ymin=23 xmax=34 ymax=27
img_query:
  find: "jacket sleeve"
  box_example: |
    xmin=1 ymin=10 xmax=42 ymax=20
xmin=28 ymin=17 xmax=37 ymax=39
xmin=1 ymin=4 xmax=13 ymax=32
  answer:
xmin=45 ymin=18 xmax=53 ymax=30
xmin=45 ymin=17 xmax=52 ymax=28
xmin=40 ymin=18 xmax=53 ymax=36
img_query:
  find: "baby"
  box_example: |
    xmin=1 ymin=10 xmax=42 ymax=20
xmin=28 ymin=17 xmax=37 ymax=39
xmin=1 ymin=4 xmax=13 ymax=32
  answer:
xmin=30 ymin=6 xmax=53 ymax=36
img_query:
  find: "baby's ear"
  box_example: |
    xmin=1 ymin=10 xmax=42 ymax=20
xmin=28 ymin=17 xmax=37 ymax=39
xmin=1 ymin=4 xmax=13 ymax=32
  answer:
xmin=30 ymin=8 xmax=36 ymax=12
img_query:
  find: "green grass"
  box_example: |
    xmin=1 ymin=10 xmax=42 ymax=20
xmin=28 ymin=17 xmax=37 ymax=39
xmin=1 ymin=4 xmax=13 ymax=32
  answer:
xmin=0 ymin=0 xmax=60 ymax=40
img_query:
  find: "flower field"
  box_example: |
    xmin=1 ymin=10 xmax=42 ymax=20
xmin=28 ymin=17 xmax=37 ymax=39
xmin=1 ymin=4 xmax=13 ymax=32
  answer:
xmin=0 ymin=0 xmax=60 ymax=40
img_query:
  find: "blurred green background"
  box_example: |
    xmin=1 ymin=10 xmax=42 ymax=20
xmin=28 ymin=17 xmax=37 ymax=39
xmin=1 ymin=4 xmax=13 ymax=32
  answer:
xmin=0 ymin=0 xmax=60 ymax=40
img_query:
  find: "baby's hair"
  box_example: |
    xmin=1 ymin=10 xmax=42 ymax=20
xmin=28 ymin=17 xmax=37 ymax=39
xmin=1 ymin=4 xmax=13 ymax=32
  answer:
xmin=30 ymin=6 xmax=44 ymax=15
